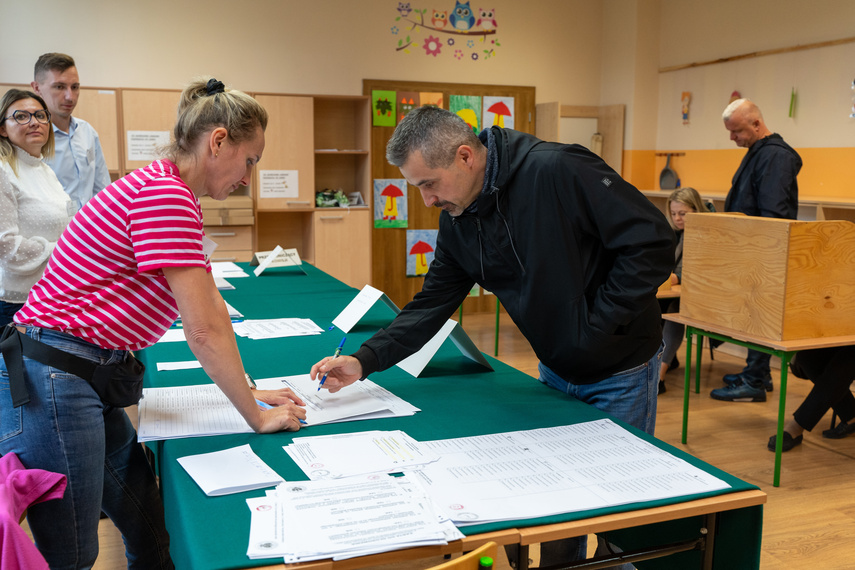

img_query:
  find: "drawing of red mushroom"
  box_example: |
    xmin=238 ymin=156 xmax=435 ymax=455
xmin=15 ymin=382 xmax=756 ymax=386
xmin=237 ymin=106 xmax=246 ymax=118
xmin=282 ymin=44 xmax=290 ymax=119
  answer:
xmin=409 ymin=240 xmax=434 ymax=275
xmin=487 ymin=101 xmax=511 ymax=127
xmin=381 ymin=183 xmax=404 ymax=219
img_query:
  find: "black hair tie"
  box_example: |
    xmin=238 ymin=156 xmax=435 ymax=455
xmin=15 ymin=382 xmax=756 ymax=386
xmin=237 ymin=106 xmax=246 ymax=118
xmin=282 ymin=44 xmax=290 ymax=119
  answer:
xmin=205 ymin=78 xmax=225 ymax=96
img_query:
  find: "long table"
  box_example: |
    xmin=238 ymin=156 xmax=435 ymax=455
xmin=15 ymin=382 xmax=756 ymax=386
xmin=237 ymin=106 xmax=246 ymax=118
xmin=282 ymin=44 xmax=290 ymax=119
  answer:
xmin=140 ymin=264 xmax=765 ymax=570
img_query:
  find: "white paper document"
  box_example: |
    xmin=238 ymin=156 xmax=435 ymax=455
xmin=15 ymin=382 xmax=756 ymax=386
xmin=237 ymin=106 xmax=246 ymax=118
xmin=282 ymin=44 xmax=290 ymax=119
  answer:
xmin=331 ymin=285 xmax=400 ymax=333
xmin=156 ymin=329 xmax=187 ymax=344
xmin=177 ymin=444 xmax=285 ymax=496
xmin=155 ymin=360 xmax=202 ymax=371
xmin=137 ymin=383 xmax=252 ymax=442
xmin=214 ymin=276 xmax=235 ymax=290
xmin=254 ymin=375 xmax=419 ymax=426
xmin=211 ymin=261 xmax=249 ymax=278
xmin=232 ymin=318 xmax=323 ymax=340
xmin=284 ymin=430 xmax=438 ymax=480
xmin=407 ymin=419 xmax=731 ymax=526
xmin=245 ymin=474 xmax=462 ymax=563
xmin=137 ymin=376 xmax=419 ymax=441
xmin=396 ymin=319 xmax=493 ymax=377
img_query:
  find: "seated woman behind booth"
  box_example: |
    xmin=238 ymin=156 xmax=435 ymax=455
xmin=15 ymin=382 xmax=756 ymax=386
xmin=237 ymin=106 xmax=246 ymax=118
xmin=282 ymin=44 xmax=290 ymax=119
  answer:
xmin=659 ymin=187 xmax=712 ymax=394
xmin=769 ymin=347 xmax=855 ymax=452
xmin=0 ymin=89 xmax=73 ymax=326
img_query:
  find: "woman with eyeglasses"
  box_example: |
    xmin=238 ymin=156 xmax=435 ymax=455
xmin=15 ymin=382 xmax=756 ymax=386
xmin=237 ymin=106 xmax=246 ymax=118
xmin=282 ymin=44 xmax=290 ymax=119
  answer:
xmin=0 ymin=89 xmax=74 ymax=327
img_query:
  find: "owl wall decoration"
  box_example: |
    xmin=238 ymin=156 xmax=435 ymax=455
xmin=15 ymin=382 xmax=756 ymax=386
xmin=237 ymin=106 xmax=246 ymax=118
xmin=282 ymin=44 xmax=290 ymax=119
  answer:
xmin=392 ymin=1 xmax=500 ymax=61
xmin=476 ymin=8 xmax=496 ymax=31
xmin=449 ymin=1 xmax=475 ymax=31
xmin=431 ymin=10 xmax=448 ymax=29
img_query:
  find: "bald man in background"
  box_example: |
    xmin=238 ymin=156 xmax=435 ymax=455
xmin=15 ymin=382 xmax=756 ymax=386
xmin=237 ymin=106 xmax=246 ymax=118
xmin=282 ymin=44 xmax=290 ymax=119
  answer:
xmin=711 ymin=98 xmax=801 ymax=403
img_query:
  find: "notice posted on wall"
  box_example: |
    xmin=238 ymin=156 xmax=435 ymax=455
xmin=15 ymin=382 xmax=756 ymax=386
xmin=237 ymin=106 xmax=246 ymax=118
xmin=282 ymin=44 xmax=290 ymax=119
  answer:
xmin=260 ymin=170 xmax=299 ymax=199
xmin=127 ymin=131 xmax=170 ymax=162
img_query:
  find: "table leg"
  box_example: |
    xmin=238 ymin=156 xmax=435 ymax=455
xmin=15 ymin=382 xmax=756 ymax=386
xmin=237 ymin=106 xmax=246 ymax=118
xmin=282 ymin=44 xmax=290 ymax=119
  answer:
xmin=695 ymin=333 xmax=704 ymax=394
xmin=773 ymin=352 xmax=793 ymax=487
xmin=682 ymin=329 xmax=694 ymax=444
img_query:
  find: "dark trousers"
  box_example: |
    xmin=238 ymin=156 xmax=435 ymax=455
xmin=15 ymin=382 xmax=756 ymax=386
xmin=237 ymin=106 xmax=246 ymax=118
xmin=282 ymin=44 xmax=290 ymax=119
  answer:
xmin=0 ymin=301 xmax=24 ymax=328
xmin=791 ymin=346 xmax=855 ymax=431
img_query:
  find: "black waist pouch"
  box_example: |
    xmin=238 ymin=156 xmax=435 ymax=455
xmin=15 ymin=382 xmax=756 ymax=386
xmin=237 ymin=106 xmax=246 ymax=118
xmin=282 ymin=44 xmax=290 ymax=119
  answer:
xmin=1 ymin=325 xmax=145 ymax=408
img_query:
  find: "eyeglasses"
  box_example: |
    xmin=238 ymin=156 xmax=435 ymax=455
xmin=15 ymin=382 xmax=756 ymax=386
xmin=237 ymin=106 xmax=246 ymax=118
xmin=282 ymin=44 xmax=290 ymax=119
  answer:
xmin=4 ymin=109 xmax=52 ymax=125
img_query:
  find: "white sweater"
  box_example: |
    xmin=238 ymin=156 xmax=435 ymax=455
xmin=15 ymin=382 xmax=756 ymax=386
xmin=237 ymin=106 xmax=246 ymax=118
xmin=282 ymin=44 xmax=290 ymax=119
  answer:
xmin=0 ymin=147 xmax=74 ymax=303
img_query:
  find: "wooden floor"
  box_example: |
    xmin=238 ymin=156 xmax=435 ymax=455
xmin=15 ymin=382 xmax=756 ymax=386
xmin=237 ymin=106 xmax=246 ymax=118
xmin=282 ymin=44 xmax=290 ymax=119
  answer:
xmin=79 ymin=311 xmax=854 ymax=569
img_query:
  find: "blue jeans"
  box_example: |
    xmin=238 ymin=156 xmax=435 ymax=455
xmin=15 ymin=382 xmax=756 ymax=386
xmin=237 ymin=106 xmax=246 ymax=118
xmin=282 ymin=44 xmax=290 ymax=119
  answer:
xmin=0 ymin=326 xmax=173 ymax=570
xmin=536 ymin=345 xmax=663 ymax=567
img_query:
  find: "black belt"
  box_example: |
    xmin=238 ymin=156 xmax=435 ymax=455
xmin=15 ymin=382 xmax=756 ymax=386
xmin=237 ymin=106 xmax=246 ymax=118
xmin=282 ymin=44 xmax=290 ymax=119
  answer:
xmin=1 ymin=324 xmax=141 ymax=408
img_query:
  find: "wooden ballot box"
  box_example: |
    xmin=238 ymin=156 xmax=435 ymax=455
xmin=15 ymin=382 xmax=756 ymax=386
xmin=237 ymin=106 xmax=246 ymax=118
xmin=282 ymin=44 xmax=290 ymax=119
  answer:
xmin=680 ymin=213 xmax=855 ymax=341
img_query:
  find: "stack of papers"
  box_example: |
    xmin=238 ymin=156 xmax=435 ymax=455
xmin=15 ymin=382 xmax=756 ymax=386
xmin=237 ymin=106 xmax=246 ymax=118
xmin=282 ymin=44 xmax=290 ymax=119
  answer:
xmin=136 ymin=375 xmax=419 ymax=442
xmin=177 ymin=444 xmax=284 ymax=496
xmin=232 ymin=318 xmax=324 ymax=339
xmin=212 ymin=261 xmax=249 ymax=278
xmin=255 ymin=375 xmax=420 ymax=425
xmin=406 ymin=419 xmax=731 ymax=526
xmin=245 ymin=474 xmax=463 ymax=563
xmin=212 ymin=261 xmax=249 ymax=290
xmin=284 ymin=430 xmax=439 ymax=480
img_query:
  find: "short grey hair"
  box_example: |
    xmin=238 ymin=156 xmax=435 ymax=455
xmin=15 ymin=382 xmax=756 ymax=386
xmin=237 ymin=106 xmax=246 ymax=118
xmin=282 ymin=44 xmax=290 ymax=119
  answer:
xmin=386 ymin=106 xmax=481 ymax=168
xmin=722 ymin=98 xmax=762 ymax=122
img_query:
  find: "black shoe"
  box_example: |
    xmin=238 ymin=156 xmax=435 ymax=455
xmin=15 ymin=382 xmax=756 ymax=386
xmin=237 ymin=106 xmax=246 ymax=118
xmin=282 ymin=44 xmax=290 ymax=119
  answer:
xmin=768 ymin=432 xmax=803 ymax=452
xmin=822 ymin=420 xmax=855 ymax=439
xmin=667 ymin=356 xmax=679 ymax=372
xmin=724 ymin=372 xmax=773 ymax=392
xmin=723 ymin=372 xmax=742 ymax=386
xmin=658 ymin=380 xmax=666 ymax=394
xmin=710 ymin=380 xmax=767 ymax=402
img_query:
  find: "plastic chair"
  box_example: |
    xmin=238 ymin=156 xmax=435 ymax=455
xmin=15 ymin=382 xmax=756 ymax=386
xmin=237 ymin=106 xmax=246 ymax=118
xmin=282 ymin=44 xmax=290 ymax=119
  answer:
xmin=428 ymin=541 xmax=499 ymax=570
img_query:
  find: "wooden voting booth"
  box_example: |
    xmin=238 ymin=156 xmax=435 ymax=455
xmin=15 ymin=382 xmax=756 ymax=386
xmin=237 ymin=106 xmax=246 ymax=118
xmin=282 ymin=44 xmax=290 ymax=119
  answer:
xmin=680 ymin=213 xmax=855 ymax=341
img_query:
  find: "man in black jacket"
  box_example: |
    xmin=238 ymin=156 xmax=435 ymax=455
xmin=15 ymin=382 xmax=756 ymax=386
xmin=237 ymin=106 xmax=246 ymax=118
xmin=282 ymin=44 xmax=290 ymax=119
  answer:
xmin=311 ymin=106 xmax=674 ymax=565
xmin=711 ymin=99 xmax=801 ymax=403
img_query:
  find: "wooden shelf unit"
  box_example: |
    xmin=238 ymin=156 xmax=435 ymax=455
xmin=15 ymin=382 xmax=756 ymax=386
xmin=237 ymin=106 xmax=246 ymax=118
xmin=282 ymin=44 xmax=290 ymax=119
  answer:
xmin=252 ymin=93 xmax=372 ymax=288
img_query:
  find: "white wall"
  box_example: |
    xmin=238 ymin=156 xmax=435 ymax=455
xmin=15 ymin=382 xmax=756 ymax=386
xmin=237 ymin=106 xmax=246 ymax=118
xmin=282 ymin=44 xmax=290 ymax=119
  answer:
xmin=656 ymin=0 xmax=855 ymax=149
xmin=0 ymin=0 xmax=605 ymax=106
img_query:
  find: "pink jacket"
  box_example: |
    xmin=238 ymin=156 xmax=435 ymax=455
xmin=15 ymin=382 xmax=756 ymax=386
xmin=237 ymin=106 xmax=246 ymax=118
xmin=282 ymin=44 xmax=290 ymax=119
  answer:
xmin=0 ymin=453 xmax=67 ymax=569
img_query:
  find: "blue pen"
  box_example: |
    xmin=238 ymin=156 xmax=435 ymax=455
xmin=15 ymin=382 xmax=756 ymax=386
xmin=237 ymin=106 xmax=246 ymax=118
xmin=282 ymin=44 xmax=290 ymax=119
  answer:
xmin=318 ymin=336 xmax=346 ymax=391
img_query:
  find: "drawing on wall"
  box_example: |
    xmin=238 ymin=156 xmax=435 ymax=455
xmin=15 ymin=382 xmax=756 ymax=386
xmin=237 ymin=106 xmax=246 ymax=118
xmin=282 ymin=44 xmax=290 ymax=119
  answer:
xmin=449 ymin=95 xmax=481 ymax=133
xmin=681 ymin=92 xmax=691 ymax=125
xmin=406 ymin=229 xmax=437 ymax=276
xmin=420 ymin=92 xmax=444 ymax=108
xmin=399 ymin=92 xmax=420 ymax=122
xmin=374 ymin=179 xmax=409 ymax=228
xmin=482 ymin=96 xmax=514 ymax=128
xmin=392 ymin=2 xmax=500 ymax=62
xmin=372 ymin=90 xmax=397 ymax=127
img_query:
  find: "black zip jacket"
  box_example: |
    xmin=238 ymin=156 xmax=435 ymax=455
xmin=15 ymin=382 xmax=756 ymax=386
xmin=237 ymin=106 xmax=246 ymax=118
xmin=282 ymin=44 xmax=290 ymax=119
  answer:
xmin=353 ymin=128 xmax=675 ymax=384
xmin=724 ymin=134 xmax=801 ymax=220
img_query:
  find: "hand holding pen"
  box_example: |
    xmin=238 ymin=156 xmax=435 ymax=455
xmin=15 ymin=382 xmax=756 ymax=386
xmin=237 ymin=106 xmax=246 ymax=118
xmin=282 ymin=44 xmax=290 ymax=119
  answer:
xmin=318 ymin=336 xmax=346 ymax=391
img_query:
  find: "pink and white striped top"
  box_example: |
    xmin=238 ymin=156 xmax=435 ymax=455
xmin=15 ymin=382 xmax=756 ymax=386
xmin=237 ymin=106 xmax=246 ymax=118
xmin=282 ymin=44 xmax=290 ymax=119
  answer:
xmin=15 ymin=159 xmax=210 ymax=350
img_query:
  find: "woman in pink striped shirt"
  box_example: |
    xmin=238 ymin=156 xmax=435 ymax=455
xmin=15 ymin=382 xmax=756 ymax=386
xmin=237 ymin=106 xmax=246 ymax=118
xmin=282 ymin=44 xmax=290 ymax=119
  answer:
xmin=1 ymin=78 xmax=306 ymax=569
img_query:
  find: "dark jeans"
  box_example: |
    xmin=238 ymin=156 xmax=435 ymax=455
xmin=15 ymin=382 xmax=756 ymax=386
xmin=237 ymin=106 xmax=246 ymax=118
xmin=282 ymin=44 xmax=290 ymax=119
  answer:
xmin=741 ymin=349 xmax=771 ymax=385
xmin=0 ymin=300 xmax=24 ymax=328
xmin=792 ymin=346 xmax=855 ymax=431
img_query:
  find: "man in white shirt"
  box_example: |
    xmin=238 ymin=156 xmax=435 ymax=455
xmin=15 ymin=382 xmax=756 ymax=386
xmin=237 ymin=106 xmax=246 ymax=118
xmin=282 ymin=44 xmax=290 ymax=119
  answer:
xmin=31 ymin=53 xmax=110 ymax=211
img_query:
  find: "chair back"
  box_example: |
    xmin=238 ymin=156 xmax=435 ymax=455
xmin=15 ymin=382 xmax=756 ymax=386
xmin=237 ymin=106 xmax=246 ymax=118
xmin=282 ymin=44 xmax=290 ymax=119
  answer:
xmin=428 ymin=542 xmax=499 ymax=570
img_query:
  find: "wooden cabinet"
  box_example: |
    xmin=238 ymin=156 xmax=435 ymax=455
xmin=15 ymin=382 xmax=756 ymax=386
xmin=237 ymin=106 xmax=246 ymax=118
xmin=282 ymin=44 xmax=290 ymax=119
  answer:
xmin=253 ymin=95 xmax=315 ymax=209
xmin=252 ymin=94 xmax=371 ymax=289
xmin=313 ymin=209 xmax=371 ymax=287
xmin=74 ymin=87 xmax=121 ymax=173
xmin=121 ymin=89 xmax=181 ymax=171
